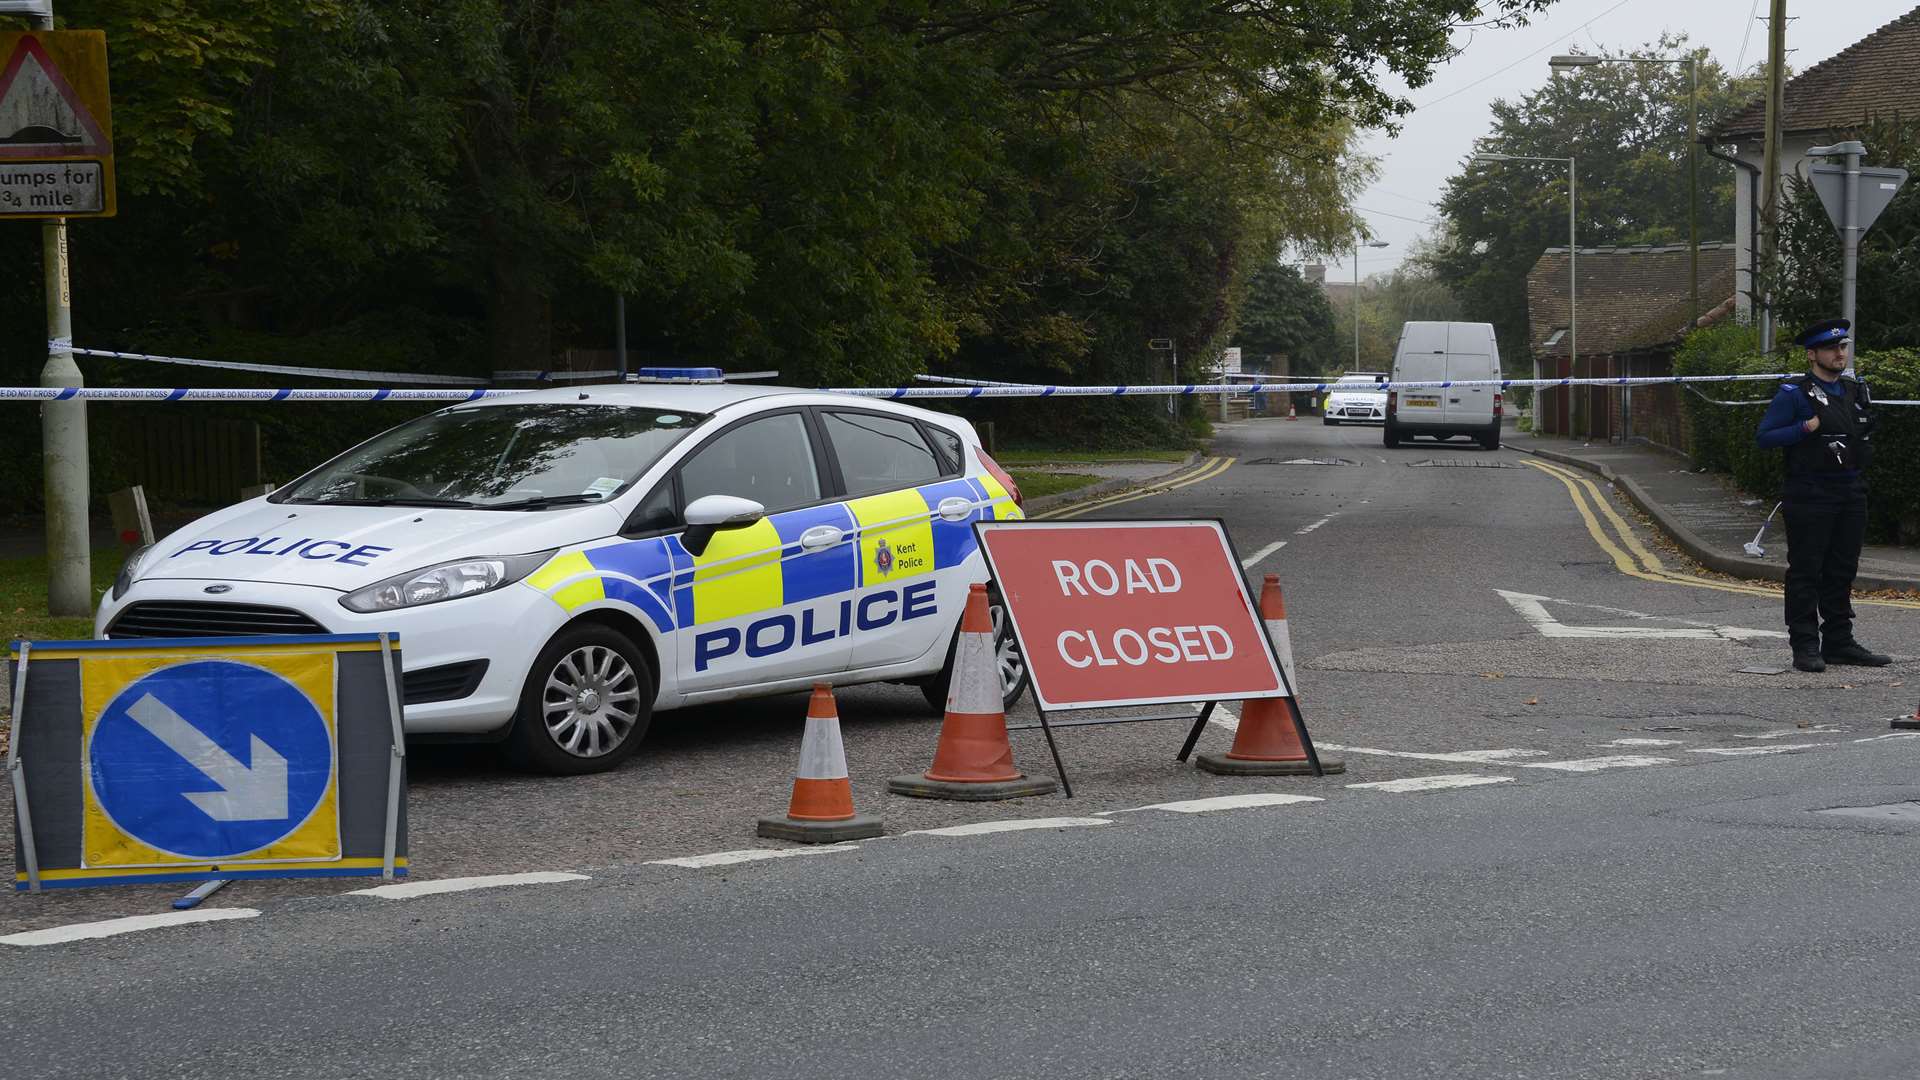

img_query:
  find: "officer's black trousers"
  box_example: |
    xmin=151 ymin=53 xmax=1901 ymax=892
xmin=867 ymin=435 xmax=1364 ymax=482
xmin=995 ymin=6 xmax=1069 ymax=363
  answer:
xmin=1782 ymin=497 xmax=1867 ymax=653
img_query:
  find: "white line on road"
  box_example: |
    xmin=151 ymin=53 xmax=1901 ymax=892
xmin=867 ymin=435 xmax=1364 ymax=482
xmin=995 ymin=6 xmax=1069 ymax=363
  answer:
xmin=1495 ymin=589 xmax=1786 ymax=640
xmin=1733 ymin=726 xmax=1842 ymax=739
xmin=906 ymin=818 xmax=1111 ymax=837
xmin=1510 ymin=755 xmax=1675 ymax=772
xmin=1857 ymin=732 xmax=1920 ymax=743
xmin=1317 ymin=743 xmax=1548 ymax=764
xmin=349 ymin=872 xmax=590 ymax=899
xmin=1346 ymin=774 xmax=1515 ymax=794
xmin=1193 ymin=701 xmax=1240 ymax=732
xmin=1241 ymin=540 xmax=1288 ymax=567
xmin=1296 ymin=514 xmax=1338 ymax=535
xmin=1 ymin=908 xmax=259 ymax=947
xmin=648 ymin=846 xmax=864 ymax=868
xmin=1689 ymin=744 xmax=1831 ymax=757
xmin=1101 ymin=794 xmax=1323 ymax=815
xmin=1602 ymin=738 xmax=1686 ymax=747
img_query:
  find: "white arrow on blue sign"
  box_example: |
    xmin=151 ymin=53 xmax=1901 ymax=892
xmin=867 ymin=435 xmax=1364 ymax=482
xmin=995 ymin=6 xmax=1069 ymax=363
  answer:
xmin=89 ymin=660 xmax=334 ymax=860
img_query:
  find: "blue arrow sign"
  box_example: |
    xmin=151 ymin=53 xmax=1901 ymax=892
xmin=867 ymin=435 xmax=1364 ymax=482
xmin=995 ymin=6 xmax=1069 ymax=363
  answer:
xmin=89 ymin=660 xmax=334 ymax=859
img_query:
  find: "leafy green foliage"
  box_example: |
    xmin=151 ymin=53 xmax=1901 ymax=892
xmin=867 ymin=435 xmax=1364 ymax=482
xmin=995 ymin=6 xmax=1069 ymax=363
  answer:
xmin=1235 ymin=265 xmax=1341 ymax=376
xmin=1424 ymin=36 xmax=1748 ymax=364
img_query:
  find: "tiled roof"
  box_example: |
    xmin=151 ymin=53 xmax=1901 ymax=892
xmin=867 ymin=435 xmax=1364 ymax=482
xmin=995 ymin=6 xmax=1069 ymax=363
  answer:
xmin=1715 ymin=6 xmax=1920 ymax=138
xmin=1526 ymin=242 xmax=1738 ymax=358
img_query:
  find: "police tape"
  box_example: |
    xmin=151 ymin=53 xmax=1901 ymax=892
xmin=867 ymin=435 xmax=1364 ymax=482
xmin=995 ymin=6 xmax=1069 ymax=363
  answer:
xmin=10 ymin=373 xmax=1920 ymax=403
xmin=1685 ymin=383 xmax=1920 ymax=407
xmin=69 ymin=347 xmax=492 ymax=387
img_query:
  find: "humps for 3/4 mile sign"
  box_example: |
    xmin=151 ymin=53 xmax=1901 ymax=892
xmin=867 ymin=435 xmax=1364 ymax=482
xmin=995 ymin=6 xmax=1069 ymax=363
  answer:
xmin=0 ymin=30 xmax=114 ymax=218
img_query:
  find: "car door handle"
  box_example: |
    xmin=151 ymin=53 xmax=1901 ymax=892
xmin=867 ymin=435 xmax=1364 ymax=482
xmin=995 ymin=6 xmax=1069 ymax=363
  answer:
xmin=1449 ymin=397 xmax=1462 ymax=404
xmin=937 ymin=497 xmax=975 ymax=522
xmin=798 ymin=526 xmax=844 ymax=550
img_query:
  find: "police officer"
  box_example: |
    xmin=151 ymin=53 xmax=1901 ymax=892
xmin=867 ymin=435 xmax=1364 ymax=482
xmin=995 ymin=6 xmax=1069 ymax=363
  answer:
xmin=1754 ymin=318 xmax=1890 ymax=672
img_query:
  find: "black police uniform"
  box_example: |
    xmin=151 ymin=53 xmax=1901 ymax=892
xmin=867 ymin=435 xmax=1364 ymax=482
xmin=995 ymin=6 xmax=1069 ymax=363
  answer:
xmin=1754 ymin=319 xmax=1888 ymax=670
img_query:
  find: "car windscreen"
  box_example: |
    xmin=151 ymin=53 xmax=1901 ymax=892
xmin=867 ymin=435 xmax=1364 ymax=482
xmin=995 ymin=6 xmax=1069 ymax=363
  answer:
xmin=277 ymin=404 xmax=708 ymax=509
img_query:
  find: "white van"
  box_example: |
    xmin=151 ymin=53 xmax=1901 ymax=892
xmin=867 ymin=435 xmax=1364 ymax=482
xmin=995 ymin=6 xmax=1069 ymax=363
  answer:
xmin=1383 ymin=321 xmax=1503 ymax=450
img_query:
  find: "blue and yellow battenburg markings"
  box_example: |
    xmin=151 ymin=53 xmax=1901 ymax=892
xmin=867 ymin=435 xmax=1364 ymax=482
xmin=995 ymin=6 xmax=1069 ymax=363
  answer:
xmin=520 ymin=476 xmax=1022 ymax=632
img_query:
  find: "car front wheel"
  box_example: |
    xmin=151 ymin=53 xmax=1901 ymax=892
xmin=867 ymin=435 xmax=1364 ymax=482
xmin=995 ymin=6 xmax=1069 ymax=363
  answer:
xmin=505 ymin=624 xmax=655 ymax=775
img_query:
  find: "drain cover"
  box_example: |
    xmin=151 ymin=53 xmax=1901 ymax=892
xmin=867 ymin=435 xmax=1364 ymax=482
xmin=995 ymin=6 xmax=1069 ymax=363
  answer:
xmin=1816 ymin=802 xmax=1920 ymax=823
xmin=1247 ymin=457 xmax=1357 ymax=466
xmin=1406 ymin=460 xmax=1522 ymax=469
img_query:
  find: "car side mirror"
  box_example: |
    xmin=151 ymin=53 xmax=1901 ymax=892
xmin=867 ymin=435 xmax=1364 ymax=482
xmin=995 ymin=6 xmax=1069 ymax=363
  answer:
xmin=681 ymin=494 xmax=766 ymax=557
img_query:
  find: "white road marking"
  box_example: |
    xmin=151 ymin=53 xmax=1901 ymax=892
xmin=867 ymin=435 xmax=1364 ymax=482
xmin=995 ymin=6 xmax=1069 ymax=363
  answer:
xmin=905 ymin=818 xmax=1111 ymax=837
xmin=1 ymin=908 xmax=259 ymax=947
xmin=1495 ymin=589 xmax=1787 ymax=641
xmin=1602 ymin=738 xmax=1686 ymax=747
xmin=1101 ymin=794 xmax=1323 ymax=815
xmin=1689 ymin=744 xmax=1830 ymax=757
xmin=1510 ymin=755 xmax=1675 ymax=772
xmin=1296 ymin=514 xmax=1338 ymax=535
xmin=1733 ymin=725 xmax=1842 ymax=739
xmin=1317 ymin=743 xmax=1548 ymax=764
xmin=349 ymin=872 xmax=590 ymax=899
xmin=648 ymin=846 xmax=863 ymax=868
xmin=1346 ymin=774 xmax=1515 ymax=793
xmin=1194 ymin=701 xmax=1240 ymax=732
xmin=1241 ymin=540 xmax=1288 ymax=567
xmin=1857 ymin=732 xmax=1920 ymax=743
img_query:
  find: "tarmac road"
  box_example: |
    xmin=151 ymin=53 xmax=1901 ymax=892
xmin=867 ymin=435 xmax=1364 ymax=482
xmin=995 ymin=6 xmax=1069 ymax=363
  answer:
xmin=6 ymin=417 xmax=1920 ymax=1078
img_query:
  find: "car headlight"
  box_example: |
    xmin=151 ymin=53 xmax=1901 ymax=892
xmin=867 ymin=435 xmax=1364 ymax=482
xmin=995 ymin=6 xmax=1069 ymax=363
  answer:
xmin=339 ymin=551 xmax=555 ymax=614
xmin=111 ymin=544 xmax=154 ymax=602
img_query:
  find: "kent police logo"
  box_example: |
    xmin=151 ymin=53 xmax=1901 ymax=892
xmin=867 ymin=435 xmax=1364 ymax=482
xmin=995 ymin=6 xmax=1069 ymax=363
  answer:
xmin=874 ymin=537 xmax=894 ymax=576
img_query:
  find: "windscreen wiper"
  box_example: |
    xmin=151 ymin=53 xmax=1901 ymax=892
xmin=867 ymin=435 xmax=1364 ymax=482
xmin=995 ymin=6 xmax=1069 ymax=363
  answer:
xmin=285 ymin=497 xmax=478 ymax=508
xmin=482 ymin=493 xmax=610 ymax=511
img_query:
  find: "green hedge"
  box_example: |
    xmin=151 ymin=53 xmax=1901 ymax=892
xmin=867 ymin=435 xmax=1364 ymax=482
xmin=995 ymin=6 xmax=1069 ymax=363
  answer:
xmin=1676 ymin=323 xmax=1920 ymax=543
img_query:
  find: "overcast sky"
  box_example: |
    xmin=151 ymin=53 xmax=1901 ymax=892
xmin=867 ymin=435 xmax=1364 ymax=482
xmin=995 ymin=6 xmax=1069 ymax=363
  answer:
xmin=1324 ymin=0 xmax=1918 ymax=280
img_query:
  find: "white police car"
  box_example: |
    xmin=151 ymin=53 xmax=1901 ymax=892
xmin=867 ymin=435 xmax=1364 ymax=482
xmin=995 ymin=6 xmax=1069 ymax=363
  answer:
xmin=97 ymin=372 xmax=1030 ymax=774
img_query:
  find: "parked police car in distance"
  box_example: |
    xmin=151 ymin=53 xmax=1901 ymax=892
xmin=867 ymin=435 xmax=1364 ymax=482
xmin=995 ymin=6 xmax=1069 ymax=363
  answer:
xmin=97 ymin=371 xmax=1030 ymax=775
xmin=1321 ymin=372 xmax=1388 ymax=425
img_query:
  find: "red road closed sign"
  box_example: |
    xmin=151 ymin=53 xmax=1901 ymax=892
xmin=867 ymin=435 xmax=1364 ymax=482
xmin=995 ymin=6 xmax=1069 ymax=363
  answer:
xmin=975 ymin=520 xmax=1286 ymax=712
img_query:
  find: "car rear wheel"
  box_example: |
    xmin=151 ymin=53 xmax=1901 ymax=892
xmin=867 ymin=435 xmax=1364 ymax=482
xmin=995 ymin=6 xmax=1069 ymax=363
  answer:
xmin=505 ymin=624 xmax=655 ymax=775
xmin=920 ymin=588 xmax=1030 ymax=715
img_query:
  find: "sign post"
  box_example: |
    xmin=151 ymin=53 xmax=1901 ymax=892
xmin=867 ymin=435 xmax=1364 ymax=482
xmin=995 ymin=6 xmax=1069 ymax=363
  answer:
xmin=1807 ymin=141 xmax=1909 ymax=372
xmin=1 ymin=14 xmax=115 ymax=616
xmin=975 ymin=519 xmax=1321 ymax=792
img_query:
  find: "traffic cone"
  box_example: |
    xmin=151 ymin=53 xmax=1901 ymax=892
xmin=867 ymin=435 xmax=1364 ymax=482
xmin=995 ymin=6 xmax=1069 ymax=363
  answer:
xmin=1196 ymin=575 xmax=1344 ymax=776
xmin=1893 ymin=699 xmax=1920 ymax=731
xmin=889 ymin=584 xmax=1058 ymax=800
xmin=757 ymin=683 xmax=885 ymax=842
xmin=1287 ymin=400 xmax=1298 ymax=421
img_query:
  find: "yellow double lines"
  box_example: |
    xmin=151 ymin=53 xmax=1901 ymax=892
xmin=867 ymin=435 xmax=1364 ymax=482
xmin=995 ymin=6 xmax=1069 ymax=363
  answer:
xmin=1035 ymin=456 xmax=1235 ymax=520
xmin=1524 ymin=458 xmax=1920 ymax=610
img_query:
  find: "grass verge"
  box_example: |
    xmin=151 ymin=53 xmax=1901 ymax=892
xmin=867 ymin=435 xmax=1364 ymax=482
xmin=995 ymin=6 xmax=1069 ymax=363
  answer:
xmin=991 ymin=449 xmax=1191 ymax=465
xmin=1008 ymin=471 xmax=1104 ymax=500
xmin=3 ymin=548 xmax=119 ymax=646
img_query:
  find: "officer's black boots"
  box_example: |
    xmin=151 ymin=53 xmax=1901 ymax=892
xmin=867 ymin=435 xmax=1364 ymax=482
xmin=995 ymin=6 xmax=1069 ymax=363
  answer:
xmin=1793 ymin=650 xmax=1828 ymax=673
xmin=1824 ymin=641 xmax=1893 ymax=667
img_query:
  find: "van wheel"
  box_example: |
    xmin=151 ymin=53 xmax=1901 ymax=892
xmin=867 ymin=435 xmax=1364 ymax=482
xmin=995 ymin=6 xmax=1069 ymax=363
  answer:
xmin=920 ymin=588 xmax=1029 ymax=715
xmin=1383 ymin=423 xmax=1401 ymax=448
xmin=1478 ymin=424 xmax=1501 ymax=450
xmin=505 ymin=624 xmax=655 ymax=775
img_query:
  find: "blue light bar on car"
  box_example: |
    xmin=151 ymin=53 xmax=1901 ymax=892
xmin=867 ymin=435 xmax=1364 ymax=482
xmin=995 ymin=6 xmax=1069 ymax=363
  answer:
xmin=630 ymin=367 xmax=726 ymax=383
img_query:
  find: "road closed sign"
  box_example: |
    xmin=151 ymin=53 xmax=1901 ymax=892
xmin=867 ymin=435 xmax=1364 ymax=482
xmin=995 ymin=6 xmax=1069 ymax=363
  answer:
xmin=975 ymin=520 xmax=1286 ymax=711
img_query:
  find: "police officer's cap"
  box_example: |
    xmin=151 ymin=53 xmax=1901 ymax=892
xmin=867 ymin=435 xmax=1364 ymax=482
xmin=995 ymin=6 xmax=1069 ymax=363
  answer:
xmin=1795 ymin=318 xmax=1852 ymax=348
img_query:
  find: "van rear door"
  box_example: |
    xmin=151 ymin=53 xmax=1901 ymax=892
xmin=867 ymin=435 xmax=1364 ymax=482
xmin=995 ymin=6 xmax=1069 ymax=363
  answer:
xmin=1444 ymin=323 xmax=1497 ymax=427
xmin=1394 ymin=323 xmax=1448 ymax=422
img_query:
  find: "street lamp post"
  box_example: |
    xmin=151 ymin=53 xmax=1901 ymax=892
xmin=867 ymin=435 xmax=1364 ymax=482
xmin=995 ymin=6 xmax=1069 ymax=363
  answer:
xmin=1353 ymin=239 xmax=1389 ymax=370
xmin=1474 ymin=152 xmax=1577 ymax=437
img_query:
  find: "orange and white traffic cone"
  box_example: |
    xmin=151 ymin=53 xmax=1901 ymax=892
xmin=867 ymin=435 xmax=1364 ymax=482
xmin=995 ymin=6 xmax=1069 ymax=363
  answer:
xmin=1287 ymin=400 xmax=1298 ymax=421
xmin=1196 ymin=574 xmax=1343 ymax=776
xmin=889 ymin=584 xmax=1058 ymax=800
xmin=757 ymin=683 xmax=885 ymax=842
xmin=1893 ymin=699 xmax=1920 ymax=731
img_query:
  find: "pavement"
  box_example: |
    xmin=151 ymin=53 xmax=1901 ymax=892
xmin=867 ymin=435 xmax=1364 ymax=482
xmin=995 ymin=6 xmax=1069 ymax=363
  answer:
xmin=1509 ymin=428 xmax=1920 ymax=594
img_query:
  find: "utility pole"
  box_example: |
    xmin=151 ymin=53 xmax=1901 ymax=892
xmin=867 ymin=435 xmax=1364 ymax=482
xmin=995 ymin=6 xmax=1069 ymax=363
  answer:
xmin=30 ymin=1 xmax=91 ymax=617
xmin=1757 ymin=0 xmax=1788 ymax=352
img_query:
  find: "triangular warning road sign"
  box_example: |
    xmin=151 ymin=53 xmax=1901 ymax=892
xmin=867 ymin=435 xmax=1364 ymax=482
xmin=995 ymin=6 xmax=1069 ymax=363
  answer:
xmin=0 ymin=35 xmax=108 ymax=158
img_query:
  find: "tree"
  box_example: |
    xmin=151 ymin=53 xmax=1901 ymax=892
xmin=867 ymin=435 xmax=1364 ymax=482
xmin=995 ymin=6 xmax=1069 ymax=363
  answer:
xmin=1423 ymin=35 xmax=1748 ymax=368
xmin=1235 ymin=264 xmax=1340 ymax=377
